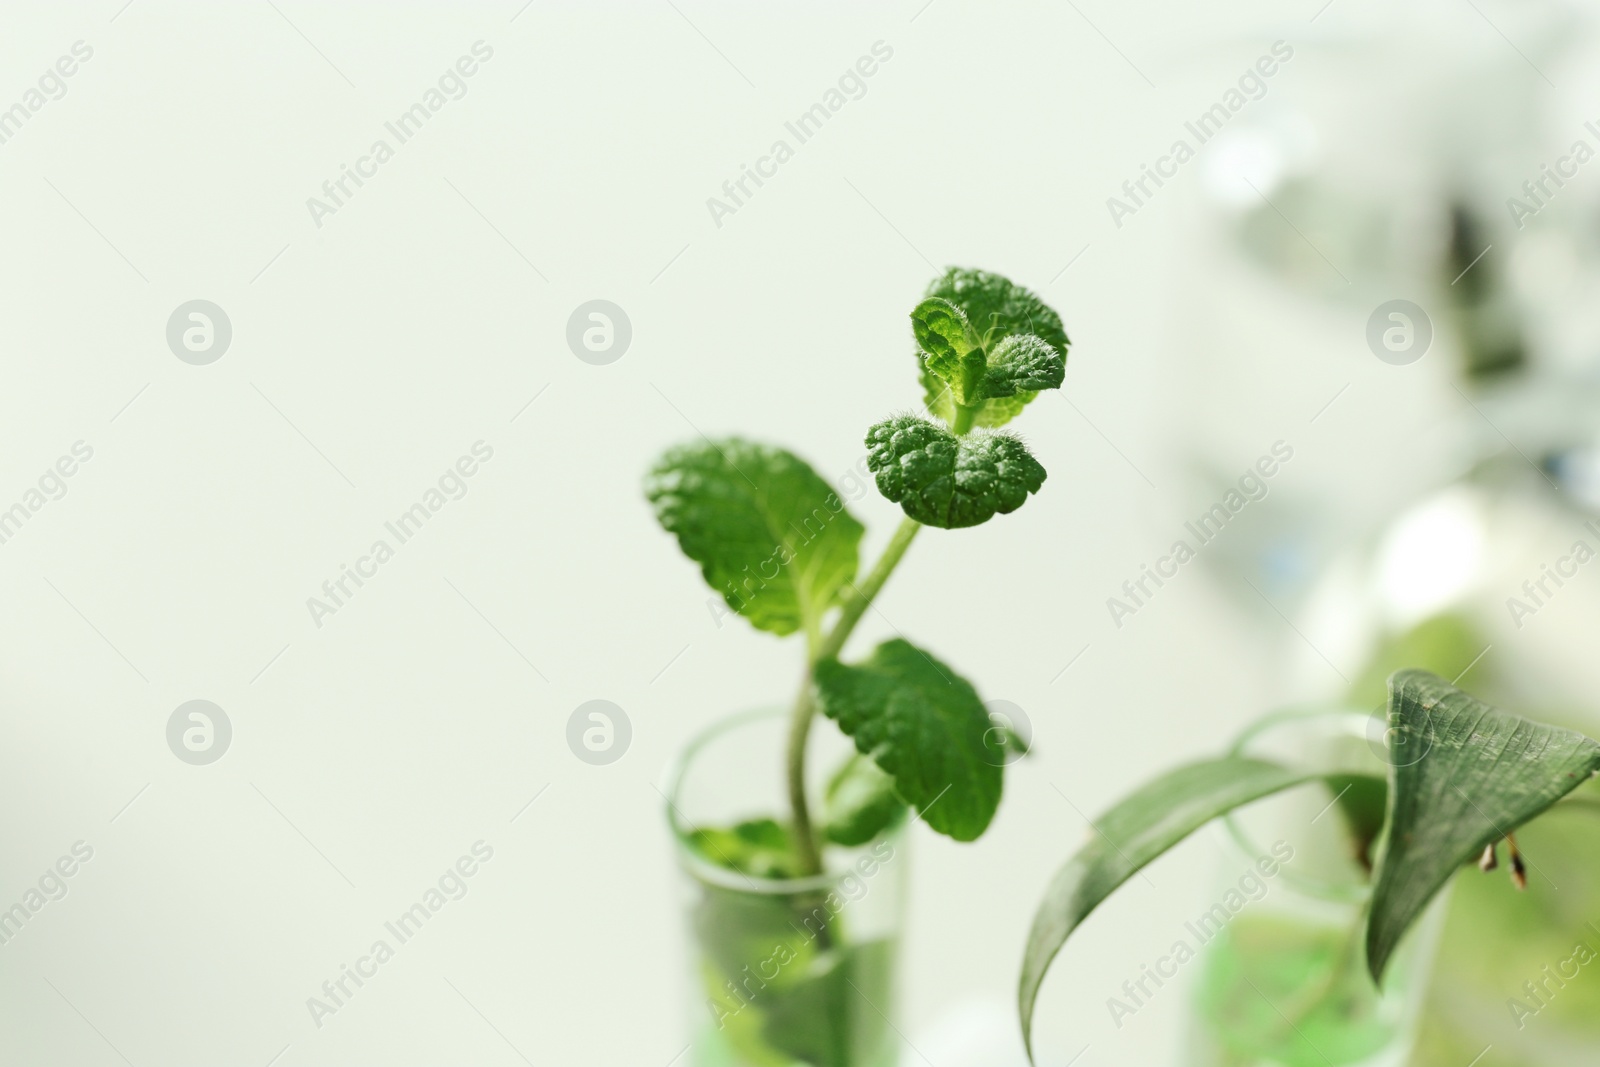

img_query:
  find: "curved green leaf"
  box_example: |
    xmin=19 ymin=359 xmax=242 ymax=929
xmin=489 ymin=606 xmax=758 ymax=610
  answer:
xmin=1016 ymin=673 xmax=1600 ymax=1063
xmin=646 ymin=439 xmax=864 ymax=636
xmin=929 ymin=267 xmax=1070 ymax=354
xmin=919 ymin=360 xmax=1038 ymax=430
xmin=814 ymin=638 xmax=1001 ymax=842
xmin=910 ymin=297 xmax=986 ymax=406
xmin=865 ymin=415 xmax=1046 ymax=529
xmin=1366 ymin=669 xmax=1600 ymax=980
xmin=686 ymin=818 xmax=801 ymax=880
xmin=1018 ymin=757 xmax=1314 ymax=1062
xmin=917 ymin=268 xmax=1069 ymax=429
xmin=823 ymin=753 xmax=906 ymax=847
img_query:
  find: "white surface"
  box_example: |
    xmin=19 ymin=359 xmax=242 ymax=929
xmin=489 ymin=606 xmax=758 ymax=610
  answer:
xmin=0 ymin=1 xmax=1587 ymax=1065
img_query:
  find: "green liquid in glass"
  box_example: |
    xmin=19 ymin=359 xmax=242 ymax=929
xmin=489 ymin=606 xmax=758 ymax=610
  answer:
xmin=1195 ymin=914 xmax=1399 ymax=1067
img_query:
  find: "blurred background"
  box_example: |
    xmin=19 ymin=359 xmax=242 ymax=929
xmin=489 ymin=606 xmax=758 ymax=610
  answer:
xmin=3 ymin=0 xmax=1600 ymax=1064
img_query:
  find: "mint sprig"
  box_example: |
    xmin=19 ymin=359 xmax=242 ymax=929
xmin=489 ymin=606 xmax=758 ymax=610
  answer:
xmin=646 ymin=267 xmax=1066 ymax=875
xmin=916 ymin=267 xmax=1070 ymax=430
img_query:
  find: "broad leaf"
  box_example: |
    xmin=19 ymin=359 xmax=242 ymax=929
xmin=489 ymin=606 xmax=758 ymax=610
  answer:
xmin=910 ymin=297 xmax=987 ymax=406
xmin=814 ymin=639 xmax=1001 ymax=842
xmin=646 ymin=439 xmax=864 ymax=636
xmin=1365 ymin=669 xmax=1600 ymax=980
xmin=823 ymin=753 xmax=906 ymax=847
xmin=1018 ymin=757 xmax=1314 ymax=1061
xmin=865 ymin=415 xmax=1046 ymax=528
xmin=918 ymin=268 xmax=1069 ymax=429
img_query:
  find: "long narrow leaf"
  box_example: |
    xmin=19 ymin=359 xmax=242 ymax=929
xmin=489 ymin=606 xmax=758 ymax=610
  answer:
xmin=1018 ymin=757 xmax=1313 ymax=1060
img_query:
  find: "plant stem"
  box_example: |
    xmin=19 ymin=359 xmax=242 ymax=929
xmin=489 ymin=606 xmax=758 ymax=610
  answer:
xmin=785 ymin=673 xmax=825 ymax=876
xmin=820 ymin=516 xmax=923 ymax=662
xmin=950 ymin=402 xmax=978 ymax=435
xmin=787 ymin=515 xmax=923 ymax=876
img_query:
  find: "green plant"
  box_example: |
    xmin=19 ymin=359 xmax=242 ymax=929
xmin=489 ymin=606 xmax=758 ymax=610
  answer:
xmin=648 ymin=266 xmax=1068 ymax=870
xmin=1017 ymin=669 xmax=1600 ymax=1063
xmin=647 ymin=267 xmax=1067 ymax=1065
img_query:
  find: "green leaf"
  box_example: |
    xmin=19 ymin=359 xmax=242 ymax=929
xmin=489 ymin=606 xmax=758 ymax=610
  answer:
xmin=686 ymin=818 xmax=802 ymax=880
xmin=1365 ymin=670 xmax=1600 ymax=981
xmin=919 ymin=360 xmax=1038 ymax=430
xmin=1325 ymin=773 xmax=1387 ymax=872
xmin=917 ymin=268 xmax=1069 ymax=429
xmin=646 ymin=439 xmax=865 ymax=636
xmin=865 ymin=415 xmax=1046 ymax=529
xmin=1013 ymin=674 xmax=1600 ymax=1063
xmin=822 ymin=753 xmax=906 ymax=847
xmin=983 ymin=335 xmax=1065 ymax=397
xmin=910 ymin=297 xmax=987 ymax=407
xmin=929 ymin=267 xmax=1070 ymax=355
xmin=1414 ymin=785 xmax=1600 ymax=1054
xmin=813 ymin=638 xmax=1001 ymax=842
xmin=1018 ymin=757 xmax=1315 ymax=1062
xmin=989 ymin=721 xmax=1032 ymax=763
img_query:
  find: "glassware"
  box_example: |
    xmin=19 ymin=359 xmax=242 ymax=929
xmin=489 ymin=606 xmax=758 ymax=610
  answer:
xmin=1189 ymin=710 xmax=1449 ymax=1067
xmin=665 ymin=708 xmax=909 ymax=1067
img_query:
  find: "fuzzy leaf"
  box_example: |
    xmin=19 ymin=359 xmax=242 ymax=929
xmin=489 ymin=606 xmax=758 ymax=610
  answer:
xmin=1365 ymin=670 xmax=1600 ymax=980
xmin=646 ymin=439 xmax=864 ymax=636
xmin=929 ymin=267 xmax=1070 ymax=354
xmin=865 ymin=415 xmax=1046 ymax=529
xmin=919 ymin=360 xmax=1039 ymax=430
xmin=917 ymin=268 xmax=1069 ymax=428
xmin=984 ymin=335 xmax=1066 ymax=398
xmin=910 ymin=297 xmax=987 ymax=407
xmin=813 ymin=639 xmax=1001 ymax=842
